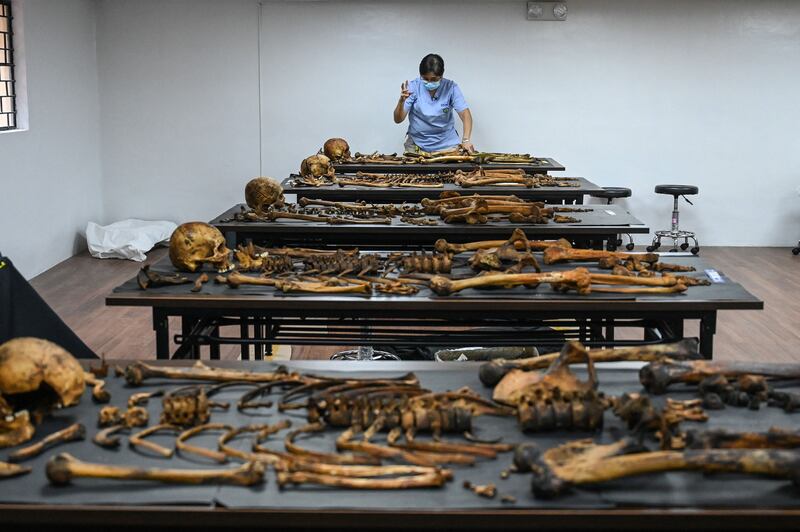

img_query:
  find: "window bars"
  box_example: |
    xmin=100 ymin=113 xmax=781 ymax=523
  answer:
xmin=0 ymin=0 xmax=15 ymax=131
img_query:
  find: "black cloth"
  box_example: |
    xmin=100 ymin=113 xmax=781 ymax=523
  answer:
xmin=0 ymin=256 xmax=97 ymax=358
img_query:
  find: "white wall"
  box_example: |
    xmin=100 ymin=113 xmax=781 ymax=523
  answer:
xmin=260 ymin=0 xmax=800 ymax=246
xmin=96 ymin=0 xmax=261 ymax=224
xmin=5 ymin=0 xmax=799 ymax=269
xmin=0 ymin=0 xmax=103 ymax=278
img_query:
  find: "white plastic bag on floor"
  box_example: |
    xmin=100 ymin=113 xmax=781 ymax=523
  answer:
xmin=85 ymin=219 xmax=177 ymax=262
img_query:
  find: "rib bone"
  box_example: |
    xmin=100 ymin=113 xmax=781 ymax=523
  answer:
xmin=8 ymin=423 xmax=86 ymax=462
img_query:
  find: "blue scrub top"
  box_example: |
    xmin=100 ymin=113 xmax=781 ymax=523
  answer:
xmin=403 ymin=77 xmax=468 ymax=152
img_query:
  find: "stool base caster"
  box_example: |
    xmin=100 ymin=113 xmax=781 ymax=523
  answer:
xmin=691 ymin=247 xmax=700 ymax=255
xmin=331 ymin=349 xmax=400 ymax=361
xmin=625 ymin=243 xmax=635 ymax=251
xmin=792 ymin=247 xmax=800 ymax=256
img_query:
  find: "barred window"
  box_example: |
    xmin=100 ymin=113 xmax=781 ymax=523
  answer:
xmin=0 ymin=0 xmax=15 ymax=130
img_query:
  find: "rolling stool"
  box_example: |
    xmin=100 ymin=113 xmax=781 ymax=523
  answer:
xmin=589 ymin=187 xmax=635 ymax=251
xmin=793 ymin=241 xmax=799 ymax=255
xmin=647 ymin=185 xmax=700 ymax=254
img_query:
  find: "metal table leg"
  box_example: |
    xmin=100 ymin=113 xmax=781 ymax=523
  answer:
xmin=700 ymin=312 xmax=717 ymax=359
xmin=153 ymin=309 xmax=170 ymax=360
xmin=240 ymin=315 xmax=250 ymax=360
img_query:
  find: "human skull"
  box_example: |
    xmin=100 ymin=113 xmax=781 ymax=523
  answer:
xmin=0 ymin=337 xmax=86 ymax=448
xmin=322 ymin=138 xmax=351 ymax=162
xmin=300 ymin=153 xmax=335 ymax=178
xmin=169 ymin=222 xmax=232 ymax=273
xmin=245 ymin=177 xmax=284 ymax=214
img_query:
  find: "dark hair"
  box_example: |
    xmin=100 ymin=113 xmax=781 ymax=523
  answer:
xmin=419 ymin=54 xmax=445 ymax=77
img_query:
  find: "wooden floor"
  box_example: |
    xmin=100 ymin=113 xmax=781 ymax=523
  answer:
xmin=28 ymin=247 xmax=800 ymax=362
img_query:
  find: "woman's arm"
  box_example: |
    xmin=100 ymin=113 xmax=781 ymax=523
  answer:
xmin=394 ymin=80 xmax=411 ymax=124
xmin=457 ymin=108 xmax=475 ymax=152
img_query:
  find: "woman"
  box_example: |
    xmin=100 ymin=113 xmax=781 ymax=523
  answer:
xmin=393 ymin=54 xmax=475 ymax=154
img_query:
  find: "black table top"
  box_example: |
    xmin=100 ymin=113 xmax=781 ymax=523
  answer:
xmin=332 ymin=157 xmax=565 ymax=175
xmin=210 ymin=204 xmax=649 ymax=239
xmin=281 ymin=175 xmax=602 ymax=203
xmin=107 ymin=255 xmax=762 ymax=313
xmin=0 ymin=360 xmax=798 ymax=529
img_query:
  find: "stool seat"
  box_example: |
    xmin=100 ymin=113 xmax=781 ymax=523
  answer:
xmin=655 ymin=184 xmax=698 ymax=196
xmin=590 ymin=187 xmax=631 ymax=200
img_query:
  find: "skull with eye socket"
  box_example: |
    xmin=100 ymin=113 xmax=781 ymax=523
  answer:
xmin=169 ymin=222 xmax=233 ymax=273
xmin=245 ymin=177 xmax=284 ymax=215
xmin=322 ymin=138 xmax=351 ymax=162
xmin=300 ymin=153 xmax=335 ymax=179
xmin=0 ymin=337 xmax=86 ymax=448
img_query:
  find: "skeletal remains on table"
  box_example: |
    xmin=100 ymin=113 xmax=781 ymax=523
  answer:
xmin=428 ymin=267 xmax=692 ymax=296
xmin=0 ymin=338 xmax=85 ymax=449
xmin=513 ymin=436 xmax=800 ymax=498
xmin=454 ymin=169 xmax=579 ymax=189
xmin=335 ymin=172 xmax=453 ymax=188
xmin=640 ymin=359 xmax=800 ymax=413
xmin=420 ymin=193 xmax=589 ymax=225
xmin=46 ymin=452 xmax=265 ymax=486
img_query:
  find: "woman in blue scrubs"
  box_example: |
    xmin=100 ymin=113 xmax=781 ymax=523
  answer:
xmin=393 ymin=54 xmax=475 ymax=154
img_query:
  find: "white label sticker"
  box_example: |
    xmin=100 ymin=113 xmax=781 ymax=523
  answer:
xmin=604 ymin=210 xmax=616 ymax=216
xmin=704 ymin=269 xmax=725 ymax=283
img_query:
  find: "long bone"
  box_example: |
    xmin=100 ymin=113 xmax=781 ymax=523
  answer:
xmin=429 ymin=269 xmax=592 ymax=296
xmin=421 ymin=193 xmax=525 ymax=210
xmin=276 ymin=469 xmax=451 ymax=490
xmin=46 ymin=453 xmax=265 ymax=486
xmin=479 ymin=339 xmax=700 ymax=387
xmin=513 ymin=439 xmax=800 ymax=499
xmin=457 ymin=176 xmax=536 ymax=188
xmin=7 ymin=423 xmax=86 ymax=462
xmin=275 ymin=277 xmax=372 ymax=294
xmin=543 ymin=246 xmax=659 ymax=265
xmin=258 ymin=210 xmax=392 ymax=225
xmin=640 ymin=360 xmax=800 ymax=394
xmin=429 ymin=268 xmax=690 ymax=297
xmin=256 ymin=246 xmax=359 ymax=259
xmin=124 ymin=360 xmax=303 ymax=386
xmin=435 ymin=235 xmax=571 ymax=255
xmin=685 ymin=428 xmax=800 ymax=450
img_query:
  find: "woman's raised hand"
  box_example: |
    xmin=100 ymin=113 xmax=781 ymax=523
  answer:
xmin=399 ymin=80 xmax=411 ymax=102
